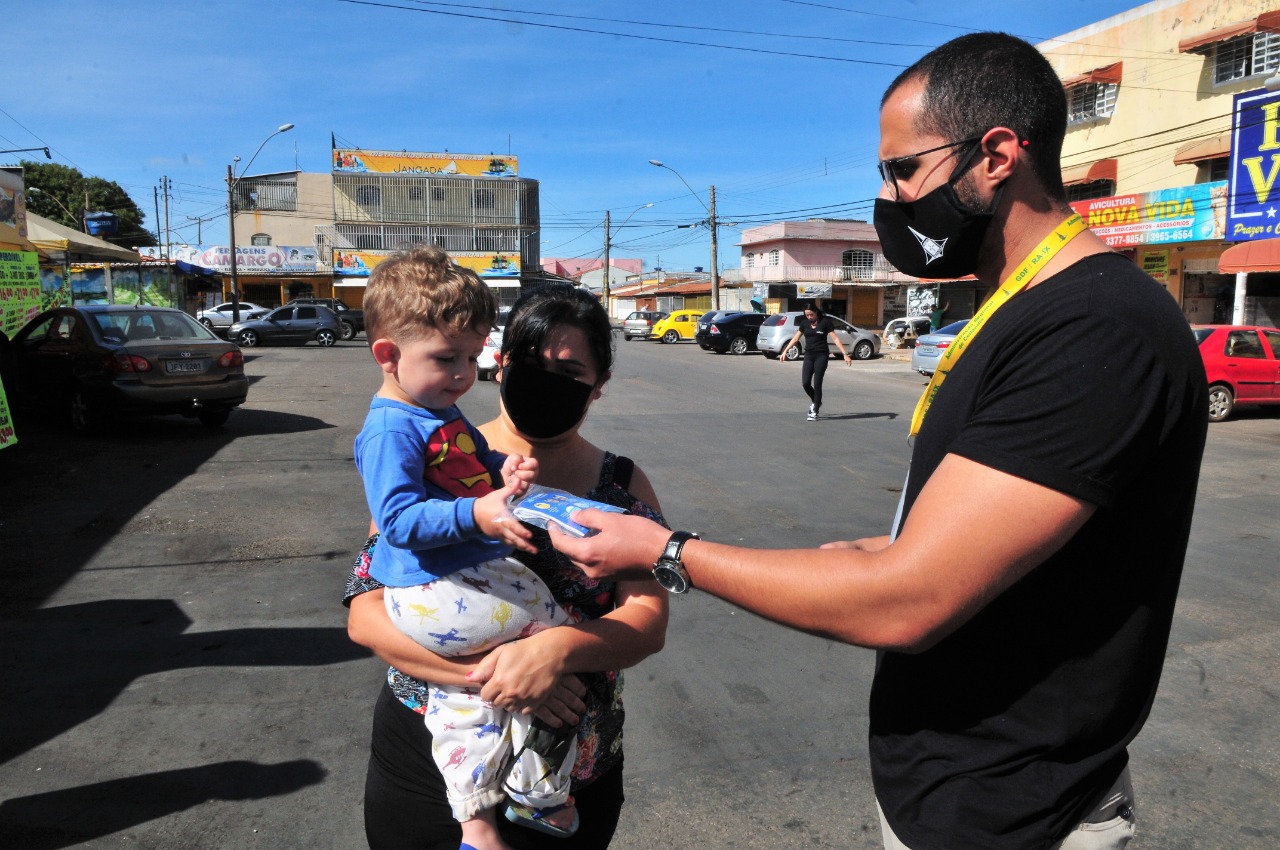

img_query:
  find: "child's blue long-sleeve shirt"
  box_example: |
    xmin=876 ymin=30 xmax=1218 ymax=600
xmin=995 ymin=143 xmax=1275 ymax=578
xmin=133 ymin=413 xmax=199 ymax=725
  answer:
xmin=354 ymin=397 xmax=510 ymax=586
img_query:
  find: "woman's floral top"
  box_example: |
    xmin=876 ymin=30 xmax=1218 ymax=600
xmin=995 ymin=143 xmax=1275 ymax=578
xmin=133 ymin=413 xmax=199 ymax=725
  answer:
xmin=344 ymin=452 xmax=666 ymax=789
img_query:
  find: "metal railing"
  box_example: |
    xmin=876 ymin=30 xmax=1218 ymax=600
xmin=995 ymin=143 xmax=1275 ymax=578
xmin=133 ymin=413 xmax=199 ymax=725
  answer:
xmin=721 ymin=261 xmax=916 ymax=285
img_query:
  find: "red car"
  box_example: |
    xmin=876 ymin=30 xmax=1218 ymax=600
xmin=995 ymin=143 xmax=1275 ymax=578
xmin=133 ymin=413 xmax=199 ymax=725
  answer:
xmin=1193 ymin=325 xmax=1280 ymax=422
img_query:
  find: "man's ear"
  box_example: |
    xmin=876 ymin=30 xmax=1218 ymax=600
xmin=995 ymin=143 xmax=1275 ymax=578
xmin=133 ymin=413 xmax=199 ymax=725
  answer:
xmin=977 ymin=126 xmax=1022 ymax=185
xmin=370 ymin=338 xmax=400 ymax=373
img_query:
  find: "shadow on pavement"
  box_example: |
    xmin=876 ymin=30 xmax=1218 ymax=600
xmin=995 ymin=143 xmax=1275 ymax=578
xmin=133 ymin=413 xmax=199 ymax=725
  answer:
xmin=0 ymin=759 xmax=327 ymax=850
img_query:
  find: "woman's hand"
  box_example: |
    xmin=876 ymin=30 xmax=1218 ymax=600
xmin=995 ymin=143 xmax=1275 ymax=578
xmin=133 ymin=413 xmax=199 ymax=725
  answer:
xmin=468 ymin=635 xmax=587 ymax=726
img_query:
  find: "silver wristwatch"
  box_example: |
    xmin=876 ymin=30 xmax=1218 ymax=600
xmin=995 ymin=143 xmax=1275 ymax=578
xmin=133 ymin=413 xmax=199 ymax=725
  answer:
xmin=652 ymin=531 xmax=700 ymax=594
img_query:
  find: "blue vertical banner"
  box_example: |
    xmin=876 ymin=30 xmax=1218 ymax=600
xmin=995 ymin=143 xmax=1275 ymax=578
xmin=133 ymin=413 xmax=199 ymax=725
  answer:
xmin=1228 ymin=87 xmax=1280 ymax=241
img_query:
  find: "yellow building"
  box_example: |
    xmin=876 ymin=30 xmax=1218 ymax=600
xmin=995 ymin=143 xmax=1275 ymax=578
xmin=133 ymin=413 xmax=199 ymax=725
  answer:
xmin=1043 ymin=0 xmax=1280 ymax=326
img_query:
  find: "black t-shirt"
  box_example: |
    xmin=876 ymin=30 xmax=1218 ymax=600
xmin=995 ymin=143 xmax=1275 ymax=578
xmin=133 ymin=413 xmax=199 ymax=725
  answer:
xmin=874 ymin=253 xmax=1207 ymax=850
xmin=800 ymin=315 xmax=835 ymax=354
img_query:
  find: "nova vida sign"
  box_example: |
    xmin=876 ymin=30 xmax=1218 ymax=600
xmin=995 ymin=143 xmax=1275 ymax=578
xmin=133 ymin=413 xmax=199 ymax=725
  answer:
xmin=1227 ymin=87 xmax=1280 ymax=241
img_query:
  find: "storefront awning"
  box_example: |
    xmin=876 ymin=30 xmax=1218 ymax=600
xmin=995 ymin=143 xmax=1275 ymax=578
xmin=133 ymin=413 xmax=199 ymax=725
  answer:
xmin=1173 ymin=133 xmax=1232 ymax=165
xmin=1219 ymin=239 xmax=1280 ymax=273
xmin=1061 ymin=158 xmax=1117 ymax=187
xmin=1178 ymin=10 xmax=1280 ymax=53
xmin=26 ymin=211 xmax=140 ymax=263
xmin=1061 ymin=61 xmax=1123 ymax=89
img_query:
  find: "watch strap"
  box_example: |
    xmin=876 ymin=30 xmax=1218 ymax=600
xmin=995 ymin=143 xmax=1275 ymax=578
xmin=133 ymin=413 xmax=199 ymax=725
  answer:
xmin=663 ymin=530 xmax=700 ymax=564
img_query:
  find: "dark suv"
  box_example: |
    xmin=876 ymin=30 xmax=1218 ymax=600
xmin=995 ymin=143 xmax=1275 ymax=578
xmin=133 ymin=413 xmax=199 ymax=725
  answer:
xmin=285 ymin=298 xmax=364 ymax=341
xmin=695 ymin=311 xmax=768 ymax=355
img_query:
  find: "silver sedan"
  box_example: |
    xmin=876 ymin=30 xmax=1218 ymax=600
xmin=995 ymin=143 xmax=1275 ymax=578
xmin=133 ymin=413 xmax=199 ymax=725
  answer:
xmin=911 ymin=320 xmax=970 ymax=376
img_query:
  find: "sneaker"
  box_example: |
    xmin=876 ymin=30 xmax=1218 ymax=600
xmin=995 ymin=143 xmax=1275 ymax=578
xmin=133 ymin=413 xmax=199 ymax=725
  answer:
xmin=807 ymin=407 xmax=818 ymax=421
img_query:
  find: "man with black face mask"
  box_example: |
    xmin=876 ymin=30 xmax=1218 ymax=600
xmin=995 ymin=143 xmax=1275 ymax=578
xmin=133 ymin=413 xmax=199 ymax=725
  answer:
xmin=553 ymin=32 xmax=1208 ymax=850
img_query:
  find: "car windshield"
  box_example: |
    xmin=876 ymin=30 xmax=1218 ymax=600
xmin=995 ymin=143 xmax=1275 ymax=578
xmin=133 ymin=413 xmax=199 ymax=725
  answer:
xmin=94 ymin=311 xmax=212 ymax=341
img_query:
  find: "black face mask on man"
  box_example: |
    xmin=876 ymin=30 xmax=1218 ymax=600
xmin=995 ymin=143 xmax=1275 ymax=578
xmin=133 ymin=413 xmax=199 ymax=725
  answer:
xmin=499 ymin=358 xmax=594 ymax=439
xmin=873 ymin=143 xmax=1003 ymax=279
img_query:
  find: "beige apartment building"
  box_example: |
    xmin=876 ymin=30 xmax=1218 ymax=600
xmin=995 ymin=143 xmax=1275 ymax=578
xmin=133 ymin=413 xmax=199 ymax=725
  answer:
xmin=1043 ymin=0 xmax=1280 ymax=327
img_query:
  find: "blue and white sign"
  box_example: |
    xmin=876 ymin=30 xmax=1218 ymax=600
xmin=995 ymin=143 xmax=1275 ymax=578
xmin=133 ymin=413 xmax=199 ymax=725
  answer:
xmin=1228 ymin=87 xmax=1280 ymax=241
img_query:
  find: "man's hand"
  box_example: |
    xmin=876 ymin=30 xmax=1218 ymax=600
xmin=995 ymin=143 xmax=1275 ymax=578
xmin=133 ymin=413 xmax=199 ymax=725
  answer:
xmin=548 ymin=510 xmax=671 ymax=581
xmin=474 ymin=482 xmax=537 ymax=553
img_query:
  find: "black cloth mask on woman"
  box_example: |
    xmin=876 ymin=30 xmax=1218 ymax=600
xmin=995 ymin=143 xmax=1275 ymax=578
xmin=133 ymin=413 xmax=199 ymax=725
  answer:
xmin=874 ymin=147 xmax=1003 ymax=279
xmin=500 ymin=359 xmax=594 ymax=439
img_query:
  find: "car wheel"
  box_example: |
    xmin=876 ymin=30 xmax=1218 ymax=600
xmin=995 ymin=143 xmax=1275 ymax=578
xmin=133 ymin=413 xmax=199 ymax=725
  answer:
xmin=1207 ymin=383 xmax=1234 ymax=422
xmin=662 ymin=330 xmax=679 ymax=344
xmin=763 ymin=351 xmax=778 ymax=360
xmin=197 ymin=408 xmax=231 ymax=428
xmin=853 ymin=340 xmax=874 ymax=360
xmin=340 ymin=321 xmax=357 ymax=341
xmin=784 ymin=345 xmax=801 ymax=361
xmin=623 ymin=333 xmax=632 ymax=341
xmin=236 ymin=329 xmax=259 ymax=347
xmin=69 ymin=388 xmax=101 ymax=433
xmin=316 ymin=329 xmax=338 ymax=346
xmin=729 ymin=337 xmax=750 ymax=355
xmin=199 ymin=317 xmax=215 ymax=330
xmin=477 ymin=367 xmax=494 ymax=381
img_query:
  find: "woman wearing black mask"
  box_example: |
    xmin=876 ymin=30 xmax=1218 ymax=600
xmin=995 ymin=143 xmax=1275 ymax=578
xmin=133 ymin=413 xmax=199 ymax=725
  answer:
xmin=346 ymin=283 xmax=669 ymax=850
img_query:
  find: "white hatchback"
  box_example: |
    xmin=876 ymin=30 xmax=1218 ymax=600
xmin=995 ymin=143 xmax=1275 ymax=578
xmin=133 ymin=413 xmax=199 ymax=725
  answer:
xmin=476 ymin=309 xmax=510 ymax=381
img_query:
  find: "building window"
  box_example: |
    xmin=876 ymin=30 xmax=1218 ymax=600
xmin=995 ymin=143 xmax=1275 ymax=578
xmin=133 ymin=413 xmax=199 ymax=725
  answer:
xmin=842 ymin=248 xmax=874 ymax=279
xmin=1201 ymin=157 xmax=1230 ymax=183
xmin=745 ymin=252 xmax=755 ymax=268
xmin=408 ymin=186 xmax=423 ymax=201
xmin=1066 ymin=180 xmax=1116 ymax=202
xmin=769 ymin=249 xmax=780 ymax=266
xmin=473 ymin=189 xmax=495 ymax=209
xmin=251 ymin=233 xmax=272 ymax=246
xmin=1213 ymin=32 xmax=1280 ymax=84
xmin=356 ymin=185 xmax=382 ymax=208
xmin=1067 ymin=82 xmax=1117 ymax=125
xmin=355 ymin=233 xmax=383 ymax=250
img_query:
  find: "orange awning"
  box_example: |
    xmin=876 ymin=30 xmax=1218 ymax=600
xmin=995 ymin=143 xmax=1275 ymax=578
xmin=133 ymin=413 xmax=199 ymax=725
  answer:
xmin=1173 ymin=133 xmax=1232 ymax=165
xmin=1061 ymin=61 xmax=1123 ymax=89
xmin=1219 ymin=239 xmax=1280 ymax=273
xmin=1061 ymin=159 xmax=1118 ymax=187
xmin=1179 ymin=10 xmax=1280 ymax=53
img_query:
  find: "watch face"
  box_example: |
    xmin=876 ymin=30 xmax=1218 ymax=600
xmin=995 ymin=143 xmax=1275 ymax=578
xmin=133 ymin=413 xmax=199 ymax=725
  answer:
xmin=653 ymin=561 xmax=688 ymax=594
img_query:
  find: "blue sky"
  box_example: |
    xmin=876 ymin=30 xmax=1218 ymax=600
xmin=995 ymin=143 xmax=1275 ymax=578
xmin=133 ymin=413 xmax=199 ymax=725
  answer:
xmin=9 ymin=0 xmax=1141 ymax=272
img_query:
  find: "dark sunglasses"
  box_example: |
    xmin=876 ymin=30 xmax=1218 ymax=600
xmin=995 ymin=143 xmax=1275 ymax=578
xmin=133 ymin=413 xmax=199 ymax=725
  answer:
xmin=877 ymin=136 xmax=984 ymax=199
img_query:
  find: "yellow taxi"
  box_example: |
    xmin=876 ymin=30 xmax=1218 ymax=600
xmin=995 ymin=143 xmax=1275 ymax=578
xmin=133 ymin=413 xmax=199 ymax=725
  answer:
xmin=648 ymin=309 xmax=705 ymax=343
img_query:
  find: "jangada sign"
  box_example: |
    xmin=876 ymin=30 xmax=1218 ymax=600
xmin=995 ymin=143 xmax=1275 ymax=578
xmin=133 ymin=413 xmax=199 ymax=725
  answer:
xmin=138 ymin=245 xmax=320 ymax=273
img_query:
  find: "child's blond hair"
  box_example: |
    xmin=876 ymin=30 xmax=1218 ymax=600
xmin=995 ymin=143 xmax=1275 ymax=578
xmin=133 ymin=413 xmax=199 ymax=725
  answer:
xmin=363 ymin=245 xmax=497 ymax=344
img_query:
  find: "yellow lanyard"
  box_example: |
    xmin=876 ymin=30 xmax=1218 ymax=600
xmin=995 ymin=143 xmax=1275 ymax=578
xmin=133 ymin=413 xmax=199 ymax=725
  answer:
xmin=908 ymin=214 xmax=1089 ymax=438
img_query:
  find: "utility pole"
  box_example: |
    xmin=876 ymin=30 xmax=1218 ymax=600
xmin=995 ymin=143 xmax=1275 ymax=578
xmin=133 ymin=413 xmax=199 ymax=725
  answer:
xmin=227 ymin=163 xmax=242 ymax=323
xmin=161 ymin=176 xmax=172 ymax=259
xmin=602 ymin=209 xmax=611 ymax=310
xmin=709 ymin=184 xmax=720 ymax=312
xmin=186 ymin=215 xmax=214 ymax=244
xmin=154 ymin=187 xmax=162 ymax=247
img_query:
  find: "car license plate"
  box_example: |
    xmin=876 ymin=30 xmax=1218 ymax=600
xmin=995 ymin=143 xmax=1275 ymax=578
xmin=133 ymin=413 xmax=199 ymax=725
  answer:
xmin=919 ymin=345 xmax=936 ymax=355
xmin=165 ymin=359 xmax=207 ymax=374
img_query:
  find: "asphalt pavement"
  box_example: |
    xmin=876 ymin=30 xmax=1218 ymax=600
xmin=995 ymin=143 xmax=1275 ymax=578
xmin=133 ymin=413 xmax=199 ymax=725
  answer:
xmin=0 ymin=336 xmax=1276 ymax=849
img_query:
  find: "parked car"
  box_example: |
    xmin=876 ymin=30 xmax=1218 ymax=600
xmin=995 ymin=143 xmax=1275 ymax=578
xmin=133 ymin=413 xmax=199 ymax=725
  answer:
xmin=911 ymin=319 xmax=970 ymax=376
xmin=696 ymin=311 xmax=768 ymax=354
xmin=229 ymin=304 xmax=342 ymax=347
xmin=286 ymin=297 xmax=364 ymax=341
xmin=694 ymin=310 xmax=741 ymax=349
xmin=757 ymin=311 xmax=882 ymax=361
xmin=3 ymin=305 xmax=248 ymax=431
xmin=882 ymin=315 xmax=932 ymax=348
xmin=476 ymin=308 xmax=511 ymax=381
xmin=1194 ymin=324 xmax=1280 ymax=422
xmin=196 ymin=301 xmax=269 ymax=334
xmin=622 ymin=310 xmax=667 ymax=341
xmin=648 ymin=309 xmax=705 ymax=343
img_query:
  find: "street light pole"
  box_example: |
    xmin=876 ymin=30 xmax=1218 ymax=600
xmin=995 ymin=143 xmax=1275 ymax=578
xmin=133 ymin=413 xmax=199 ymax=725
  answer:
xmin=226 ymin=124 xmax=294 ymax=324
xmin=648 ymin=159 xmax=719 ymax=311
xmin=27 ymin=187 xmax=81 ymax=230
xmin=602 ymin=202 xmax=653 ymax=315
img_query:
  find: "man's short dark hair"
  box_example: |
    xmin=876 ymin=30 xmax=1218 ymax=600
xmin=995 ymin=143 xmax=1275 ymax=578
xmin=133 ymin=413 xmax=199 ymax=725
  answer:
xmin=883 ymin=32 xmax=1068 ymax=200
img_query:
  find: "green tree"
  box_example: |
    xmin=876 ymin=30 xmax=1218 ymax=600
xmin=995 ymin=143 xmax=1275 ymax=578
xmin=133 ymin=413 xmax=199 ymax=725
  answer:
xmin=21 ymin=160 xmax=156 ymax=248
